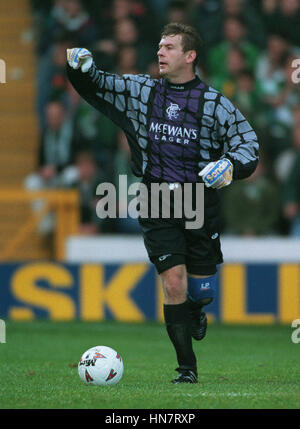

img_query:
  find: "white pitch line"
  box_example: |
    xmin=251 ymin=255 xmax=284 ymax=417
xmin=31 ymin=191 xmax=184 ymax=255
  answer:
xmin=177 ymin=392 xmax=296 ymax=398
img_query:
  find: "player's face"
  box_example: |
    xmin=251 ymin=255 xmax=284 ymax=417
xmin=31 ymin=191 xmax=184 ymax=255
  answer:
xmin=157 ymin=35 xmax=193 ymax=80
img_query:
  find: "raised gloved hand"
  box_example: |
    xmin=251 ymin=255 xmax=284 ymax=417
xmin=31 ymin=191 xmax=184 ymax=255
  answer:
xmin=199 ymin=158 xmax=233 ymax=189
xmin=67 ymin=48 xmax=93 ymax=73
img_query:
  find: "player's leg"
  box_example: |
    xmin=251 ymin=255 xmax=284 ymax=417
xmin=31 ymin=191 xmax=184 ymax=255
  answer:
xmin=145 ymin=254 xmax=196 ymax=383
xmin=187 ymin=271 xmax=217 ymax=341
xmin=184 ymin=189 xmax=222 ymax=341
xmin=139 ymin=220 xmax=198 ymax=382
xmin=158 ymin=262 xmax=197 ymax=383
xmin=185 ymin=239 xmax=220 ymax=341
xmin=138 ymin=181 xmax=197 ymax=383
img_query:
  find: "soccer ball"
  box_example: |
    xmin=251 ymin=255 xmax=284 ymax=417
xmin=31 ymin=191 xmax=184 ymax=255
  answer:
xmin=78 ymin=345 xmax=124 ymax=386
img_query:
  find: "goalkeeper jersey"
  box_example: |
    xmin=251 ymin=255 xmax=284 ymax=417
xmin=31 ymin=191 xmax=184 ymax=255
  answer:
xmin=67 ymin=63 xmax=259 ymax=183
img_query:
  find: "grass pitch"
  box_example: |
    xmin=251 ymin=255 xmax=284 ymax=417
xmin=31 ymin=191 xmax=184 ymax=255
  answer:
xmin=0 ymin=321 xmax=299 ymax=409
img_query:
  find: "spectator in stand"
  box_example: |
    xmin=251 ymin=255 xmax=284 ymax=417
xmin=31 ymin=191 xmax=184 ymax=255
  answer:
xmin=37 ymin=0 xmax=99 ymax=56
xmin=23 ymin=100 xmax=79 ymax=236
xmin=272 ymin=54 xmax=300 ymax=126
xmin=207 ymin=16 xmax=261 ymax=80
xmin=37 ymin=36 xmax=76 ymax=131
xmin=33 ymin=0 xmax=66 ymax=56
xmin=260 ymin=53 xmax=300 ymax=163
xmin=223 ymin=159 xmax=280 ymax=236
xmin=114 ymin=131 xmax=141 ymax=234
xmin=116 ymin=45 xmax=139 ymax=75
xmin=282 ymin=124 xmax=300 ymax=237
xmin=157 ymin=1 xmax=192 ymax=58
xmin=254 ymin=34 xmax=291 ymax=163
xmin=274 ymin=106 xmax=300 ymax=184
xmin=28 ymin=0 xmax=300 ymax=238
xmin=255 ymin=33 xmax=289 ymax=99
xmin=114 ymin=17 xmax=155 ymax=71
xmin=189 ymin=0 xmax=223 ymax=49
xmin=165 ymin=0 xmax=190 ymax=25
xmin=34 ymin=100 xmax=79 ymax=185
xmin=66 ymin=83 xmax=119 ymax=180
xmin=130 ymin=0 xmax=156 ymax=42
xmin=95 ymin=0 xmax=133 ymax=40
xmin=210 ymin=46 xmax=247 ymax=98
xmin=234 ymin=69 xmax=266 ymax=135
xmin=92 ymin=14 xmax=155 ymax=74
xmin=60 ymin=149 xmax=104 ymax=234
xmin=91 ymin=111 xmax=120 ymax=180
xmin=30 ymin=0 xmax=53 ymax=17
xmin=293 ymin=105 xmax=300 ymax=127
xmin=66 ymin=81 xmax=120 ymax=180
xmin=262 ymin=0 xmax=300 ymax=47
xmin=221 ymin=0 xmax=267 ymax=48
xmin=66 ymin=80 xmax=112 ymax=168
xmin=41 ymin=100 xmax=78 ymax=169
xmin=61 ymin=0 xmax=99 ymax=45
xmin=93 ymin=0 xmax=155 ymax=43
xmin=111 ymin=0 xmax=132 ymax=21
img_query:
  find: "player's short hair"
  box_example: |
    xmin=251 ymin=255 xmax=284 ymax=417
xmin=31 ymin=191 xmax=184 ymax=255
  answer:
xmin=160 ymin=22 xmax=203 ymax=69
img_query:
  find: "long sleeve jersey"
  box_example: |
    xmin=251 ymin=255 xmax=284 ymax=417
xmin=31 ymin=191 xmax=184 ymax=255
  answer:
xmin=67 ymin=62 xmax=259 ymax=183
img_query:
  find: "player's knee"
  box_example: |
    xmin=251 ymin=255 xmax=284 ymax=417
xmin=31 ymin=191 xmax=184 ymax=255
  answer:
xmin=187 ymin=274 xmax=216 ymax=306
xmin=164 ymin=282 xmax=183 ymax=301
xmin=161 ymin=266 xmax=186 ymax=301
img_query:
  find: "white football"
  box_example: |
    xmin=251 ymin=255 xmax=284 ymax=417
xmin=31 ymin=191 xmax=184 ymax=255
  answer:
xmin=78 ymin=346 xmax=124 ymax=386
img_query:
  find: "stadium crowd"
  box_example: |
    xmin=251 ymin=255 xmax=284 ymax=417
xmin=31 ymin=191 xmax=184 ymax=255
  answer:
xmin=26 ymin=0 xmax=300 ymax=237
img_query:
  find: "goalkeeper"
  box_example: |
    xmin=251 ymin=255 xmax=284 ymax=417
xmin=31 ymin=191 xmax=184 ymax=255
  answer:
xmin=67 ymin=23 xmax=259 ymax=384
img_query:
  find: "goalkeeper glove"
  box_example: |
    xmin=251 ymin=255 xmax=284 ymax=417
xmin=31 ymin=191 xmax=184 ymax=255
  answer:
xmin=67 ymin=48 xmax=93 ymax=73
xmin=199 ymin=158 xmax=233 ymax=189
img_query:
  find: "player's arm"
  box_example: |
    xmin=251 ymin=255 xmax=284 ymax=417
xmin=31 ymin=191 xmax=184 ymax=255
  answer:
xmin=200 ymin=96 xmax=259 ymax=189
xmin=66 ymin=47 xmax=128 ymax=123
xmin=217 ymin=96 xmax=259 ymax=181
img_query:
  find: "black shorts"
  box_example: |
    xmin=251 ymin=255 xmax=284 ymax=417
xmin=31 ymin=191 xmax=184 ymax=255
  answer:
xmin=138 ymin=178 xmax=223 ymax=275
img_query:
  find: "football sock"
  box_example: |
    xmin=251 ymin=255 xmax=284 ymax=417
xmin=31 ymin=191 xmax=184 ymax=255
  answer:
xmin=188 ymin=300 xmax=204 ymax=311
xmin=163 ymin=301 xmax=197 ymax=372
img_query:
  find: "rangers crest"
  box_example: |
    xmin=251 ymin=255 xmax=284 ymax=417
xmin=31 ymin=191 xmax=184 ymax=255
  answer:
xmin=166 ymin=103 xmax=180 ymax=120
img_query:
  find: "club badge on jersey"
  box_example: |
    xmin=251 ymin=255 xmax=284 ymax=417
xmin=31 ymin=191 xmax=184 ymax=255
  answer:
xmin=199 ymin=158 xmax=233 ymax=189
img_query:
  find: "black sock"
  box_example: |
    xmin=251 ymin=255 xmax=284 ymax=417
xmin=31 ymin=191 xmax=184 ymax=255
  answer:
xmin=188 ymin=297 xmax=213 ymax=311
xmin=163 ymin=301 xmax=197 ymax=373
xmin=188 ymin=299 xmax=203 ymax=311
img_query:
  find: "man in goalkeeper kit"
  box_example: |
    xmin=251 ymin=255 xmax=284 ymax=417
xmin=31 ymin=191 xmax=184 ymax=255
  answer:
xmin=67 ymin=23 xmax=259 ymax=384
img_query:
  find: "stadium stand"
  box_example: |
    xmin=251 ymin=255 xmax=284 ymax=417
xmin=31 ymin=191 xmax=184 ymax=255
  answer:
xmin=1 ymin=0 xmax=300 ymax=260
xmin=0 ymin=0 xmax=38 ymax=185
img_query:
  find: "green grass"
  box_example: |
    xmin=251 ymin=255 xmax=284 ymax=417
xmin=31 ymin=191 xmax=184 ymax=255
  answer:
xmin=0 ymin=321 xmax=299 ymax=409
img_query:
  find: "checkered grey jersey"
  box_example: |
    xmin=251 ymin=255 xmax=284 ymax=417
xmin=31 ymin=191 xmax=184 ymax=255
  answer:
xmin=67 ymin=62 xmax=259 ymax=183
